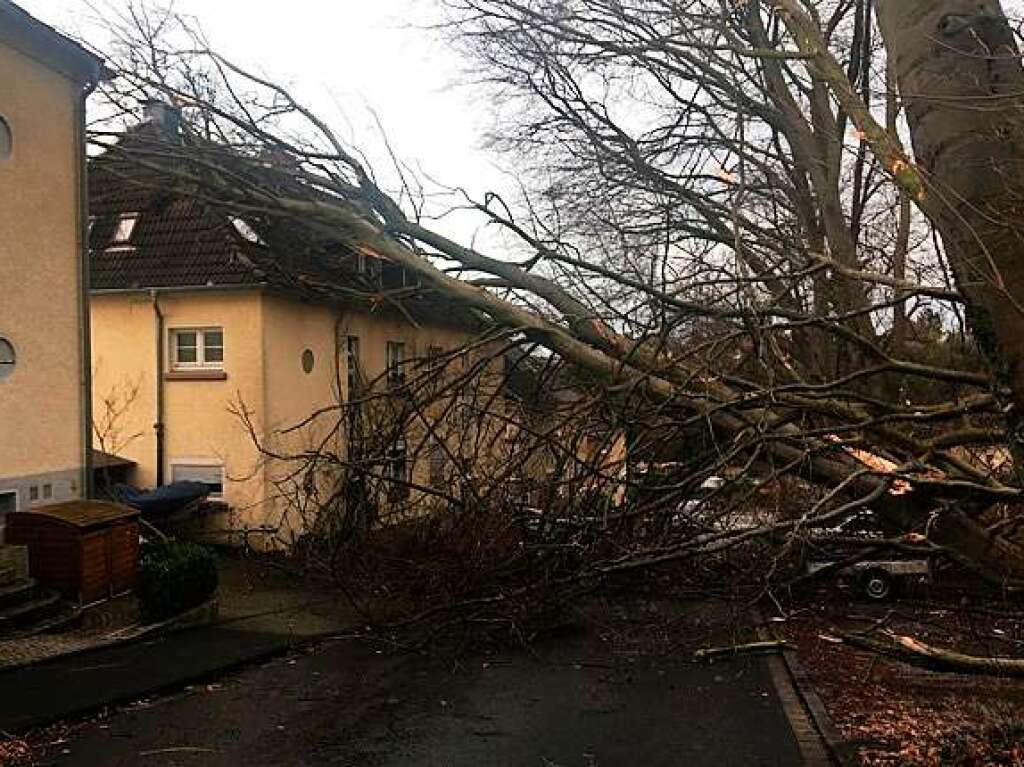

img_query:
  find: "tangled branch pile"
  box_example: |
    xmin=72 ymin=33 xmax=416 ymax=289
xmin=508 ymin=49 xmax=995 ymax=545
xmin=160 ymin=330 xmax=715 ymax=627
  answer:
xmin=84 ymin=0 xmax=1024 ymax=636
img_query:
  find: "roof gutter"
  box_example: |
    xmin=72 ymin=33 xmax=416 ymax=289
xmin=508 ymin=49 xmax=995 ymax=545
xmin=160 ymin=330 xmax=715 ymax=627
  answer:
xmin=91 ymin=284 xmax=266 ymax=296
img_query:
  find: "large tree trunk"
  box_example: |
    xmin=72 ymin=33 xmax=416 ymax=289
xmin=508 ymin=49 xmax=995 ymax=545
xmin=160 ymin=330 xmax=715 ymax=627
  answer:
xmin=876 ymin=1 xmax=1024 ymax=453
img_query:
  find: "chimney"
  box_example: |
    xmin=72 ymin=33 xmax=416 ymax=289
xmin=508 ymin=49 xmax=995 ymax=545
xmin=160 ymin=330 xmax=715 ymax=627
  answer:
xmin=143 ymin=98 xmax=182 ymax=141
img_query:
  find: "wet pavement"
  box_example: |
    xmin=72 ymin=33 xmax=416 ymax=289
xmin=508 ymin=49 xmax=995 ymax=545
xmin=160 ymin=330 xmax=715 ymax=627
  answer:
xmin=29 ymin=600 xmax=807 ymax=766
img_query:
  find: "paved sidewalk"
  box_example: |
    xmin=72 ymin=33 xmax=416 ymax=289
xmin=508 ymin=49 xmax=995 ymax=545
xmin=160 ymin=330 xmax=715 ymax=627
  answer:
xmin=0 ymin=593 xmax=140 ymax=671
xmin=0 ymin=559 xmax=358 ymax=732
xmin=0 ymin=558 xmax=354 ymax=672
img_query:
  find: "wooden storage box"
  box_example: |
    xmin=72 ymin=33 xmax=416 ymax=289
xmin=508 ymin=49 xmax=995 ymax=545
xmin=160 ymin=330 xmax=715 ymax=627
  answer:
xmin=4 ymin=501 xmax=140 ymax=604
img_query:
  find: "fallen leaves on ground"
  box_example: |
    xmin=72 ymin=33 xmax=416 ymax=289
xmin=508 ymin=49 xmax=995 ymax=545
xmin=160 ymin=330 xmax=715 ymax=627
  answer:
xmin=781 ymin=598 xmax=1024 ymax=766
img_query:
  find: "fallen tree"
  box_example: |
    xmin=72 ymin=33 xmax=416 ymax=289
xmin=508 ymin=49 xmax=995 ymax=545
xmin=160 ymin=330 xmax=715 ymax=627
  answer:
xmin=83 ymin=0 xmax=1024 ymax=605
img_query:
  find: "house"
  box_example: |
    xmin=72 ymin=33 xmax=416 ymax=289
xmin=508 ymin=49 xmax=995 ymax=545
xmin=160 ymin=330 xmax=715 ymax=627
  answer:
xmin=87 ymin=104 xmax=489 ymax=545
xmin=501 ymin=350 xmax=628 ymax=509
xmin=0 ymin=1 xmax=107 ymax=544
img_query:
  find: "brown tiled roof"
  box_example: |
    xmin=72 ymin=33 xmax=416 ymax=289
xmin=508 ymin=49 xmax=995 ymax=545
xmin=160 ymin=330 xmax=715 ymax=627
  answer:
xmin=90 ymin=198 xmax=261 ymax=290
xmin=88 ymin=122 xmax=483 ymax=331
xmin=89 ymin=123 xmax=261 ymax=290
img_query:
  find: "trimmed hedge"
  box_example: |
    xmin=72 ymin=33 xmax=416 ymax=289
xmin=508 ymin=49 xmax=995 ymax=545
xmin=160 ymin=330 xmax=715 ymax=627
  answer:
xmin=138 ymin=541 xmax=219 ymax=623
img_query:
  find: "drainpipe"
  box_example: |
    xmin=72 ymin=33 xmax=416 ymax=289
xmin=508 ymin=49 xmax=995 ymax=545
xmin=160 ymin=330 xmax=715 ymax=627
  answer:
xmin=78 ymin=77 xmax=99 ymax=499
xmin=151 ymin=290 xmax=165 ymax=487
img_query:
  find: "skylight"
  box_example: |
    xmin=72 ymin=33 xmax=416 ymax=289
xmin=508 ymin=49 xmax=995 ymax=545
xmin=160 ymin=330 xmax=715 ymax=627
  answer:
xmin=231 ymin=217 xmax=264 ymax=245
xmin=111 ymin=213 xmax=139 ymax=245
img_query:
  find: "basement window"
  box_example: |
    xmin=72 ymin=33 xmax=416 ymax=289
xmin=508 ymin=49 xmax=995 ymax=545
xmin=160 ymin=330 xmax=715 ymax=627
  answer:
xmin=171 ymin=462 xmax=224 ymax=500
xmin=171 ymin=328 xmax=224 ymax=370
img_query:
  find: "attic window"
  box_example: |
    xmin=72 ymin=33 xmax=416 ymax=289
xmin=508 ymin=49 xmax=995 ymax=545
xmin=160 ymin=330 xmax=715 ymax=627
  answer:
xmin=231 ymin=217 xmax=263 ymax=245
xmin=111 ymin=213 xmax=139 ymax=246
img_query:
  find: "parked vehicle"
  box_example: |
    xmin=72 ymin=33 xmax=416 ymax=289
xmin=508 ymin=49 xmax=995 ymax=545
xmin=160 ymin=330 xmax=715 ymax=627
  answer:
xmin=804 ymin=510 xmax=932 ymax=600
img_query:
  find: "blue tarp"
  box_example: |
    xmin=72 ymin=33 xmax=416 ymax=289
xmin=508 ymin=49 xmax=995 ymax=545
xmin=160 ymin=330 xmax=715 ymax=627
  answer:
xmin=114 ymin=482 xmax=209 ymax=518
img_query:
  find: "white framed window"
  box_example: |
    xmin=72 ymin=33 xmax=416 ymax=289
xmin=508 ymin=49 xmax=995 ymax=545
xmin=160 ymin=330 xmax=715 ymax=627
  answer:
xmin=386 ymin=439 xmax=409 ymax=501
xmin=171 ymin=462 xmax=225 ymax=499
xmin=345 ymin=335 xmax=361 ymax=398
xmin=0 ymin=490 xmax=18 ymax=542
xmin=386 ymin=341 xmax=406 ymax=387
xmin=427 ymin=345 xmax=445 ymax=372
xmin=170 ymin=328 xmax=224 ymax=370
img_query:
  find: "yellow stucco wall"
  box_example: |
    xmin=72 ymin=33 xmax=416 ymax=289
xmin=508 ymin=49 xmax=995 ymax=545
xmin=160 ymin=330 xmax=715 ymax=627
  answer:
xmin=0 ymin=41 xmax=85 ymax=488
xmin=91 ymin=290 xmax=268 ymax=533
xmin=91 ymin=286 xmax=483 ymax=543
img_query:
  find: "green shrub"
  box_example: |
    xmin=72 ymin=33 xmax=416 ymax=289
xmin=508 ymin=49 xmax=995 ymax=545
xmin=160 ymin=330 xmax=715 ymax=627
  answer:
xmin=138 ymin=541 xmax=218 ymax=623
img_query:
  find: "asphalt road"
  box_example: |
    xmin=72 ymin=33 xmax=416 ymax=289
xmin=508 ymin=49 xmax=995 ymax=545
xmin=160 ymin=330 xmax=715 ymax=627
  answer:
xmin=33 ymin=602 xmax=804 ymax=766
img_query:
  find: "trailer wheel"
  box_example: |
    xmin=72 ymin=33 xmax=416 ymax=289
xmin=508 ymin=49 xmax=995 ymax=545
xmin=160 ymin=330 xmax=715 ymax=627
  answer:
xmin=861 ymin=569 xmax=894 ymax=601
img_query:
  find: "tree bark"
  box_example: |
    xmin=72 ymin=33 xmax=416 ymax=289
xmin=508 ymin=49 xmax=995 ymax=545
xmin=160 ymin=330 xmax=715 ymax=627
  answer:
xmin=841 ymin=631 xmax=1024 ymax=677
xmin=875 ymin=1 xmax=1024 ymax=442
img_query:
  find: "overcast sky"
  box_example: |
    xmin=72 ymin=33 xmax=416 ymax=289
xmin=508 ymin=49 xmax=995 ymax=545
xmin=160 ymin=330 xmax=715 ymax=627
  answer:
xmin=18 ymin=0 xmax=516 ymax=251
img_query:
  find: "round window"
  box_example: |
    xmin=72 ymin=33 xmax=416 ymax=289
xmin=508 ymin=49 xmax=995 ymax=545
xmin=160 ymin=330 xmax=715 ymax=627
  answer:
xmin=0 ymin=338 xmax=16 ymax=381
xmin=0 ymin=116 xmax=11 ymax=161
xmin=301 ymin=348 xmax=315 ymax=374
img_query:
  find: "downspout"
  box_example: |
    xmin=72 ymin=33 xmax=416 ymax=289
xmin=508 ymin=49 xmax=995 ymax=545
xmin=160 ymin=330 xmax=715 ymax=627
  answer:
xmin=151 ymin=290 xmax=165 ymax=487
xmin=78 ymin=76 xmax=99 ymax=499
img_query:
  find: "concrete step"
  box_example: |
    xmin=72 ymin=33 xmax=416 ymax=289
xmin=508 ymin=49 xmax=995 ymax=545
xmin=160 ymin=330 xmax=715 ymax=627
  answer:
xmin=0 ymin=578 xmax=37 ymax=609
xmin=0 ymin=591 xmax=62 ymax=636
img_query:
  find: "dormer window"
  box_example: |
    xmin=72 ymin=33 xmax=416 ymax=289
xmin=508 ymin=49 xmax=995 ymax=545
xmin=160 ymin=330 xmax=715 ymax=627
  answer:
xmin=356 ymin=250 xmax=382 ymax=280
xmin=111 ymin=213 xmax=139 ymax=247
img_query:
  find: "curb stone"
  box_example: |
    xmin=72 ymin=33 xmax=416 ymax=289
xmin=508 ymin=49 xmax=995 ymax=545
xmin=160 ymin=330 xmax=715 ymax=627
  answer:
xmin=756 ymin=611 xmax=854 ymax=767
xmin=778 ymin=642 xmax=856 ymax=766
